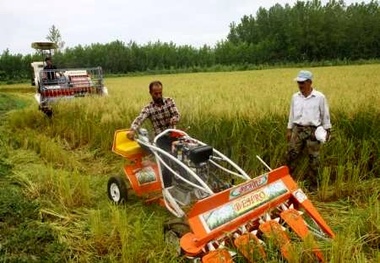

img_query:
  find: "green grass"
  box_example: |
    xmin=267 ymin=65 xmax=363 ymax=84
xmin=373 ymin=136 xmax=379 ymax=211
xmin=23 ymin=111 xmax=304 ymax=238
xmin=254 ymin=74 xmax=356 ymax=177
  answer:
xmin=0 ymin=94 xmax=67 ymax=263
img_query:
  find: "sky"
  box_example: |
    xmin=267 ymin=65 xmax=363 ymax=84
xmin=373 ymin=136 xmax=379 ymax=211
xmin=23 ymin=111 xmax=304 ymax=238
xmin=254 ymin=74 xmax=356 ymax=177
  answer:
xmin=0 ymin=0 xmax=371 ymax=55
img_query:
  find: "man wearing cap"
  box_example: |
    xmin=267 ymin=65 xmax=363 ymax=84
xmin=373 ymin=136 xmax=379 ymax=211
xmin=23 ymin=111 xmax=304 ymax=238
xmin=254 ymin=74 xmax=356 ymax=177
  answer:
xmin=286 ymin=70 xmax=331 ymax=190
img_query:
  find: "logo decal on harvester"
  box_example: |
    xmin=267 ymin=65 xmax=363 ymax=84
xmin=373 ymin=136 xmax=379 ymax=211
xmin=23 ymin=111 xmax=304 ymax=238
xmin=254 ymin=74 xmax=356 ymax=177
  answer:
xmin=201 ymin=180 xmax=288 ymax=232
xmin=136 ymin=166 xmax=157 ymax=185
xmin=293 ymin=189 xmax=307 ymax=203
xmin=229 ymin=174 xmax=268 ymax=199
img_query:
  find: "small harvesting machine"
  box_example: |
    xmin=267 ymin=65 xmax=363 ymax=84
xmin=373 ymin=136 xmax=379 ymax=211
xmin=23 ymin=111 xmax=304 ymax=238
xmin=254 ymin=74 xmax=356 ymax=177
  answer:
xmin=31 ymin=42 xmax=108 ymax=117
xmin=108 ymin=128 xmax=335 ymax=262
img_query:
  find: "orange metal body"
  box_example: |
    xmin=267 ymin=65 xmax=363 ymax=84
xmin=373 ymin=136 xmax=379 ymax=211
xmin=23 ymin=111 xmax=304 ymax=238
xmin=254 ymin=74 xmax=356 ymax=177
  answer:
xmin=123 ymin=162 xmax=162 ymax=196
xmin=112 ymin=129 xmax=335 ymax=262
xmin=112 ymin=129 xmax=162 ymax=198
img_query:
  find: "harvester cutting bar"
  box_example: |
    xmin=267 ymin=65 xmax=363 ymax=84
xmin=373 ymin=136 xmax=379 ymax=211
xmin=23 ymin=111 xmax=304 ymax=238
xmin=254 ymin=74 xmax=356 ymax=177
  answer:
xmin=38 ymin=67 xmax=106 ymax=101
xmin=279 ymin=204 xmax=325 ymax=262
xmin=202 ymin=248 xmax=233 ymax=263
xmin=259 ymin=215 xmax=293 ymax=261
xmin=180 ymin=166 xmax=335 ymax=261
xmin=233 ymin=231 xmax=266 ymax=262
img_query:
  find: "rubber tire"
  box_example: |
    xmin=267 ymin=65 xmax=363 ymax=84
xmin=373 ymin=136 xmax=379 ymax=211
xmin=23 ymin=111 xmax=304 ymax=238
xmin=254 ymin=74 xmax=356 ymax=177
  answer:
xmin=107 ymin=176 xmax=128 ymax=204
xmin=44 ymin=108 xmax=53 ymax=118
xmin=164 ymin=218 xmax=191 ymax=257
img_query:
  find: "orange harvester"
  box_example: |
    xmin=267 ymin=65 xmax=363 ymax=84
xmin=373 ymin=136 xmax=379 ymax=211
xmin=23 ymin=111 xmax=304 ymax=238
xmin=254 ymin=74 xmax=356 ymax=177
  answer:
xmin=109 ymin=128 xmax=335 ymax=262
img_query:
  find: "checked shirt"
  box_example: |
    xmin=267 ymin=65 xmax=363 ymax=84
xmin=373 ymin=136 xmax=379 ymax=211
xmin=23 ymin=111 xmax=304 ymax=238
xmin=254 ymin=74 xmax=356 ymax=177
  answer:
xmin=131 ymin=97 xmax=180 ymax=135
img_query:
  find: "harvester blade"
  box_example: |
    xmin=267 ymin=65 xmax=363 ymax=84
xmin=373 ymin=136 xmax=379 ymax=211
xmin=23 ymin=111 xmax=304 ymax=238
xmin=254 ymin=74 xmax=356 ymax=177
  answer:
xmin=202 ymin=249 xmax=233 ymax=263
xmin=234 ymin=233 xmax=266 ymax=262
xmin=259 ymin=220 xmax=292 ymax=261
xmin=280 ymin=208 xmax=309 ymax=238
xmin=280 ymin=208 xmax=325 ymax=262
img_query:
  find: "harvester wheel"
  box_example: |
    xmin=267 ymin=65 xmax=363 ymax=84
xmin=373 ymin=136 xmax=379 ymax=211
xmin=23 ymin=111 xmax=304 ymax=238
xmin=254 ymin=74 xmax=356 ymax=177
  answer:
xmin=164 ymin=218 xmax=190 ymax=257
xmin=44 ymin=108 xmax=53 ymax=118
xmin=107 ymin=176 xmax=128 ymax=204
xmin=39 ymin=105 xmax=53 ymax=118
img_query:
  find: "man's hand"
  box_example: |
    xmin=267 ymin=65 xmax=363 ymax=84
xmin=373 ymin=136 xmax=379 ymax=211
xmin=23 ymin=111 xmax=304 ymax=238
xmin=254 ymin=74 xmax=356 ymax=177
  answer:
xmin=286 ymin=129 xmax=292 ymax=142
xmin=169 ymin=117 xmax=177 ymax=126
xmin=126 ymin=130 xmax=135 ymax=140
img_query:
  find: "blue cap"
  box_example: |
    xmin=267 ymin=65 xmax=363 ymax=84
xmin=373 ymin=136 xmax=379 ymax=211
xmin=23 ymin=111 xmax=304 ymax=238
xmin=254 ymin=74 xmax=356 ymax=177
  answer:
xmin=294 ymin=70 xmax=313 ymax=82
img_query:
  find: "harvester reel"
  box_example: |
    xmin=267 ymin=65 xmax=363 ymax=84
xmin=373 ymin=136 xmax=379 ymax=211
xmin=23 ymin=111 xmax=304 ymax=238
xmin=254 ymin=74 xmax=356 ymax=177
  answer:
xmin=107 ymin=176 xmax=128 ymax=204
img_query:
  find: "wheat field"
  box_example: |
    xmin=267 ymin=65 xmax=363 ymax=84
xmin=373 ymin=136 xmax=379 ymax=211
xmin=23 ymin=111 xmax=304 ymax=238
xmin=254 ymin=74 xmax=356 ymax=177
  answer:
xmin=0 ymin=64 xmax=379 ymax=262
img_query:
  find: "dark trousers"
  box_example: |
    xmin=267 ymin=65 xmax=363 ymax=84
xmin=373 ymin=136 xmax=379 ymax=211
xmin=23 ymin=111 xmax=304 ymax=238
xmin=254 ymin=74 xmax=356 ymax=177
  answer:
xmin=286 ymin=125 xmax=321 ymax=186
xmin=156 ymin=135 xmax=175 ymax=187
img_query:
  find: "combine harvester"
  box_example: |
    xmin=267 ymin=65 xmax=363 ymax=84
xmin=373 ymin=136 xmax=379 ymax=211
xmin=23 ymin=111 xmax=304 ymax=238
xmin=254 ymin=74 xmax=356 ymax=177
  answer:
xmin=108 ymin=128 xmax=335 ymax=262
xmin=31 ymin=42 xmax=108 ymax=116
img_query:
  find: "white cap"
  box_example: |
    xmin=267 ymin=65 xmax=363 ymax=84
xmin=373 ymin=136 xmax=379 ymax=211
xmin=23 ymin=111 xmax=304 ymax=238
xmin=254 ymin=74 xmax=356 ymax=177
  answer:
xmin=294 ymin=70 xmax=313 ymax=82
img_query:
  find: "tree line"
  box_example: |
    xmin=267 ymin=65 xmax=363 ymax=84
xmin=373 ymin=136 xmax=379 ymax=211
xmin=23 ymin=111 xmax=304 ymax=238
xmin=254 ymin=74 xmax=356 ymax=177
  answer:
xmin=1 ymin=0 xmax=380 ymax=82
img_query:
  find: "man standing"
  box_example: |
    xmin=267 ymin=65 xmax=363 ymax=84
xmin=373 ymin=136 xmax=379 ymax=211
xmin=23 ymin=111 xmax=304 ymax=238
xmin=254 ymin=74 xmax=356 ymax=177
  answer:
xmin=127 ymin=81 xmax=180 ymax=187
xmin=286 ymin=70 xmax=331 ymax=190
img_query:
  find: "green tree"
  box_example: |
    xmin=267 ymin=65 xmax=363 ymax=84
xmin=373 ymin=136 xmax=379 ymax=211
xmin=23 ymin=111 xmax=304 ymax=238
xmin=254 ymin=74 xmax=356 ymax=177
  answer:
xmin=46 ymin=25 xmax=65 ymax=52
